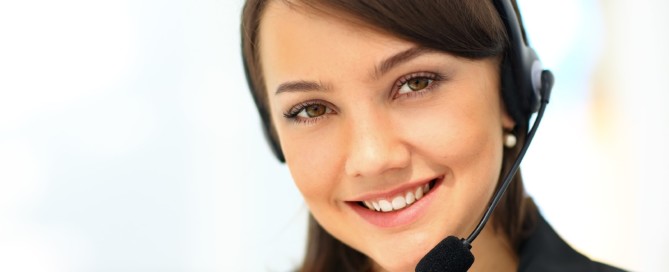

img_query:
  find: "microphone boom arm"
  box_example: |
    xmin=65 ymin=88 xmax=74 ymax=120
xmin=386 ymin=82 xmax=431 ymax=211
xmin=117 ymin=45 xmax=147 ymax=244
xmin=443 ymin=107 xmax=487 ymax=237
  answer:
xmin=465 ymin=70 xmax=554 ymax=245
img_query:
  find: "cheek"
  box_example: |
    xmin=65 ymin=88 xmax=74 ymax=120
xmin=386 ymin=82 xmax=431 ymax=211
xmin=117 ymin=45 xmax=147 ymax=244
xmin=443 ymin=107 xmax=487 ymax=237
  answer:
xmin=284 ymin=146 xmax=323 ymax=199
xmin=283 ymin=136 xmax=350 ymax=241
xmin=397 ymin=98 xmax=503 ymax=164
xmin=281 ymin=128 xmax=343 ymax=205
xmin=396 ymin=95 xmax=504 ymax=200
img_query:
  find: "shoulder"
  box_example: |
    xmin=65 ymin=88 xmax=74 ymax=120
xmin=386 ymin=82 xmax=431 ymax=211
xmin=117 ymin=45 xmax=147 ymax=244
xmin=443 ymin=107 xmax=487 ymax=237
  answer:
xmin=518 ymin=213 xmax=627 ymax=272
xmin=592 ymin=262 xmax=627 ymax=272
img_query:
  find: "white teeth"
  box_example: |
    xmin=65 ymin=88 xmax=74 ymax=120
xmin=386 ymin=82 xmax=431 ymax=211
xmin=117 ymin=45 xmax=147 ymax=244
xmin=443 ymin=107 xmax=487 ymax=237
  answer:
xmin=415 ymin=186 xmax=424 ymax=200
xmin=360 ymin=180 xmax=437 ymax=212
xmin=405 ymin=191 xmax=415 ymax=205
xmin=391 ymin=196 xmax=406 ymax=210
xmin=379 ymin=200 xmax=393 ymax=212
xmin=372 ymin=201 xmax=381 ymax=211
xmin=364 ymin=201 xmax=374 ymax=210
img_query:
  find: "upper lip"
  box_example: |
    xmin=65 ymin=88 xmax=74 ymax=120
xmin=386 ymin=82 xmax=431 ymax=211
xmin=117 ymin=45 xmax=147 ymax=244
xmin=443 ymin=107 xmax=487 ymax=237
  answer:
xmin=347 ymin=175 xmax=442 ymax=202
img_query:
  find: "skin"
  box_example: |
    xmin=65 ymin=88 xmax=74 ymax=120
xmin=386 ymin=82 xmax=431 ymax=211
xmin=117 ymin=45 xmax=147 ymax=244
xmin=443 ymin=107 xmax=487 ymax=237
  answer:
xmin=259 ymin=2 xmax=518 ymax=271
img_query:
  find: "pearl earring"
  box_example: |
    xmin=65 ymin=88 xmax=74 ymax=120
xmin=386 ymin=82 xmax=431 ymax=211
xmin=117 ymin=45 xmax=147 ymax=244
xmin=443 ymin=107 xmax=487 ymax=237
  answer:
xmin=504 ymin=133 xmax=517 ymax=148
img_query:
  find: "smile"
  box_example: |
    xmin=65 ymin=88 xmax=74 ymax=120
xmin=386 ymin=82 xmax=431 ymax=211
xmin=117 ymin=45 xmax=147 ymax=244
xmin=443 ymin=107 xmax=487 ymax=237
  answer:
xmin=360 ymin=179 xmax=436 ymax=212
xmin=347 ymin=175 xmax=443 ymax=228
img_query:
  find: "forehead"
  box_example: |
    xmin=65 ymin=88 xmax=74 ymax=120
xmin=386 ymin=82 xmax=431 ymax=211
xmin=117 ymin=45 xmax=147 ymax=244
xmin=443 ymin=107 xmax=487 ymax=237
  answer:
xmin=259 ymin=1 xmax=389 ymax=48
xmin=258 ymin=2 xmax=414 ymax=90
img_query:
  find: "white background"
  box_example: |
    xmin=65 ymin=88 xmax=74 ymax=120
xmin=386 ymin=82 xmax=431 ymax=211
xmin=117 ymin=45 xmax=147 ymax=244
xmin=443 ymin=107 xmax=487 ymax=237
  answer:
xmin=0 ymin=0 xmax=667 ymax=271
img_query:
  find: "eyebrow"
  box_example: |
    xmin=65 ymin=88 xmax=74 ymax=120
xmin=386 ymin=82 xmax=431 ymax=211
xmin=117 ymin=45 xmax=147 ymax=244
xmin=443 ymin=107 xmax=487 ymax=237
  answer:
xmin=274 ymin=46 xmax=433 ymax=95
xmin=374 ymin=46 xmax=434 ymax=79
xmin=275 ymin=80 xmax=329 ymax=95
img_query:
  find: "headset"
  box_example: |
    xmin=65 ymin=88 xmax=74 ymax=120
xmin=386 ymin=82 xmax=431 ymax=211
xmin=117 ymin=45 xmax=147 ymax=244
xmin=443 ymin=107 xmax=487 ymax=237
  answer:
xmin=242 ymin=0 xmax=549 ymax=164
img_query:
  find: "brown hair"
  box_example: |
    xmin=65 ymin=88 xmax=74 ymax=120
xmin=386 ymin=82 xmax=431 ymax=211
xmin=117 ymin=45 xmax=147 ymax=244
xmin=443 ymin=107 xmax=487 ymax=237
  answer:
xmin=241 ymin=1 xmax=538 ymax=271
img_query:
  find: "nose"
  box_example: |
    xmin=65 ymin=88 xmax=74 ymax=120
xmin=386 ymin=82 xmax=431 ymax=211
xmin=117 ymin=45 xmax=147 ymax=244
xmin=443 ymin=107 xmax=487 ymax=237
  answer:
xmin=344 ymin=110 xmax=411 ymax=178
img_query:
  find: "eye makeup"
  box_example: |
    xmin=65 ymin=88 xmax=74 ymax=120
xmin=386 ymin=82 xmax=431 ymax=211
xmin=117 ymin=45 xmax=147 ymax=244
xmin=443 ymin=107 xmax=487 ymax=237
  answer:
xmin=281 ymin=70 xmax=448 ymax=125
xmin=283 ymin=99 xmax=336 ymax=125
xmin=392 ymin=72 xmax=446 ymax=99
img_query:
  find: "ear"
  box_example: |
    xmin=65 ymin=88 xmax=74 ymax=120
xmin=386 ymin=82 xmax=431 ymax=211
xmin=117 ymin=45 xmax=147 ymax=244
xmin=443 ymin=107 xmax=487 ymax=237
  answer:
xmin=501 ymin=111 xmax=516 ymax=130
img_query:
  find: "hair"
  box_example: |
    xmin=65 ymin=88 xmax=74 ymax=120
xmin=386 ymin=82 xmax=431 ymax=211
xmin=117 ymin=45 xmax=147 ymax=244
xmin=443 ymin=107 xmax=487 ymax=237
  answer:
xmin=241 ymin=1 xmax=538 ymax=271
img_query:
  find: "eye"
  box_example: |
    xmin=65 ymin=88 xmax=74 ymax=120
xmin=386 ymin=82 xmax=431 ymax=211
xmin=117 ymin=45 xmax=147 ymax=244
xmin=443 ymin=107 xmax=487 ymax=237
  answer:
xmin=299 ymin=104 xmax=329 ymax=118
xmin=283 ymin=100 xmax=335 ymax=124
xmin=394 ymin=72 xmax=445 ymax=99
xmin=398 ymin=77 xmax=433 ymax=95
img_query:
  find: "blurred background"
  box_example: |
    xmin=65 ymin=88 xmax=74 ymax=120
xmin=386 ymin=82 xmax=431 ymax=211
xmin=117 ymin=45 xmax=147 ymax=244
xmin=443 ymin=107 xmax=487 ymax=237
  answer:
xmin=0 ymin=0 xmax=666 ymax=271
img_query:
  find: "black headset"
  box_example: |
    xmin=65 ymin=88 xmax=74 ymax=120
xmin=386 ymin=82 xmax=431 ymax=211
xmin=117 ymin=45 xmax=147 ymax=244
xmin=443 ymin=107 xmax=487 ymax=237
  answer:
xmin=242 ymin=0 xmax=549 ymax=163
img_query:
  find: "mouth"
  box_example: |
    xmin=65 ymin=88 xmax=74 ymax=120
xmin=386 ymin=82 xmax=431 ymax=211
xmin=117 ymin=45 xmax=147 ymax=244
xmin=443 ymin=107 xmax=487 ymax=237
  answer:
xmin=346 ymin=175 xmax=444 ymax=228
xmin=356 ymin=178 xmax=439 ymax=213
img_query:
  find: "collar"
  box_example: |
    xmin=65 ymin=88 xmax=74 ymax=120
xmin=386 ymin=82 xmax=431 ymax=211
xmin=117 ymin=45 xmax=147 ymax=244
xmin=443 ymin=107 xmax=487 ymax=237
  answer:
xmin=518 ymin=214 xmax=626 ymax=272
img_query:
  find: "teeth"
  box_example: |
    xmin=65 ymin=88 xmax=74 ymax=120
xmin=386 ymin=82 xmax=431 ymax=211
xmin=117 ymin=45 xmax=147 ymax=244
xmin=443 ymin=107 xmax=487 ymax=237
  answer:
xmin=364 ymin=201 xmax=374 ymax=210
xmin=405 ymin=191 xmax=415 ymax=205
xmin=379 ymin=200 xmax=393 ymax=212
xmin=372 ymin=201 xmax=381 ymax=211
xmin=415 ymin=186 xmax=424 ymax=200
xmin=391 ymin=196 xmax=406 ymax=210
xmin=361 ymin=181 xmax=436 ymax=213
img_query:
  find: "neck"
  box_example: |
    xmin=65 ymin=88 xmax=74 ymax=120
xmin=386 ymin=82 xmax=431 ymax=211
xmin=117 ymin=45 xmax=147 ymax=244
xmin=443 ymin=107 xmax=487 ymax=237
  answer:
xmin=468 ymin=220 xmax=518 ymax=272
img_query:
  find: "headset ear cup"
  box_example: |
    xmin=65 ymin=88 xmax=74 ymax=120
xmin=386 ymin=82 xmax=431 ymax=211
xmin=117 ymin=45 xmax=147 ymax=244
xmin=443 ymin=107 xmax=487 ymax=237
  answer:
xmin=500 ymin=55 xmax=525 ymax=125
xmin=495 ymin=0 xmax=545 ymax=124
xmin=520 ymin=46 xmax=544 ymax=114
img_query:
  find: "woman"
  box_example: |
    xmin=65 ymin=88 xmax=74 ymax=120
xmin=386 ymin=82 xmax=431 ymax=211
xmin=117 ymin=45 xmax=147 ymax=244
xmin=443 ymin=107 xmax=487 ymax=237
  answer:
xmin=241 ymin=0 xmax=624 ymax=271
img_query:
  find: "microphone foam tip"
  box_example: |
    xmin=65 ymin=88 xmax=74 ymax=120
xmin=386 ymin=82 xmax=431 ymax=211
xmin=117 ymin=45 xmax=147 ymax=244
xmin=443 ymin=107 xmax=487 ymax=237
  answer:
xmin=415 ymin=236 xmax=474 ymax=272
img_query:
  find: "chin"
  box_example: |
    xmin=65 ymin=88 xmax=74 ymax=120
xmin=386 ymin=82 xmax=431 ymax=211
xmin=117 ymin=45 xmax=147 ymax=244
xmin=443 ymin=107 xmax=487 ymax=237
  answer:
xmin=372 ymin=253 xmax=422 ymax=272
xmin=363 ymin=234 xmax=439 ymax=272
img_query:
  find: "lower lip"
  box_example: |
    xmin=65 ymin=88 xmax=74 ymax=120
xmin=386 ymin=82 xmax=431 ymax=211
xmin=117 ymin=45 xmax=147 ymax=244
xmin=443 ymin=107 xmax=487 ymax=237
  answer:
xmin=347 ymin=177 xmax=442 ymax=228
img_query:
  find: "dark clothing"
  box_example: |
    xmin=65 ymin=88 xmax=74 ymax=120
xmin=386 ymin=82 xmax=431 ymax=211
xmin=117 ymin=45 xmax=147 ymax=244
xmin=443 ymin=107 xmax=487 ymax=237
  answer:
xmin=519 ymin=215 xmax=626 ymax=272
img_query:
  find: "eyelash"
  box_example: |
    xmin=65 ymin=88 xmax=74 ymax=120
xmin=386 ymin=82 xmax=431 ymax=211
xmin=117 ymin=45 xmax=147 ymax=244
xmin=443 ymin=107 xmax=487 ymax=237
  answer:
xmin=393 ymin=72 xmax=443 ymax=99
xmin=283 ymin=72 xmax=444 ymax=125
xmin=283 ymin=100 xmax=334 ymax=125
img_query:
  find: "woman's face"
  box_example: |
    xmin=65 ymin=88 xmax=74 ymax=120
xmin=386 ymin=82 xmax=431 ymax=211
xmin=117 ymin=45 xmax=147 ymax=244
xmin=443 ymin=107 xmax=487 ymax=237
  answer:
xmin=259 ymin=2 xmax=514 ymax=271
